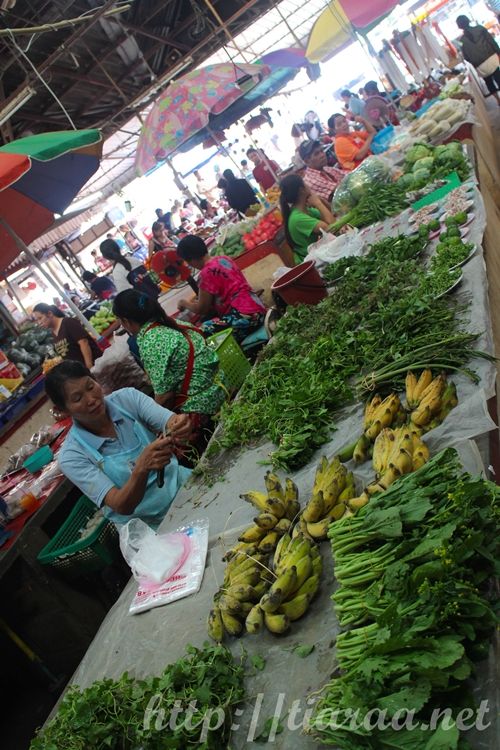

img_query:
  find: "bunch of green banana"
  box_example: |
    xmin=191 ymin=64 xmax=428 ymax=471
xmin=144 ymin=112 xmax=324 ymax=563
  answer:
xmin=246 ymin=535 xmax=323 ymax=635
xmin=207 ymin=546 xmax=272 ymax=641
xmin=406 ymin=371 xmax=458 ymax=429
xmin=299 ymin=457 xmax=356 ymax=540
xmin=365 ymin=425 xmax=430 ymax=496
xmin=342 ymin=393 xmax=404 ymax=464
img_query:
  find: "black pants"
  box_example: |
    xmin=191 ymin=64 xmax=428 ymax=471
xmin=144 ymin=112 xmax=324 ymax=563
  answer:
xmin=483 ymin=66 xmax=500 ymax=95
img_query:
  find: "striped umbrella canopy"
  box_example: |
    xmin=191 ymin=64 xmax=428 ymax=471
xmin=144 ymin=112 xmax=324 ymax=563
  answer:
xmin=0 ymin=129 xmax=102 ymax=270
xmin=135 ymin=62 xmax=270 ymax=174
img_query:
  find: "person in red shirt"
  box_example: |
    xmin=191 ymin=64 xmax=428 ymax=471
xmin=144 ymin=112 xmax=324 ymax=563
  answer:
xmin=246 ymin=148 xmax=280 ymax=192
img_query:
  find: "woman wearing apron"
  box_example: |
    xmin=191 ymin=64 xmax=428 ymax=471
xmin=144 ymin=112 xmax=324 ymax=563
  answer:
xmin=45 ymin=361 xmax=192 ymax=528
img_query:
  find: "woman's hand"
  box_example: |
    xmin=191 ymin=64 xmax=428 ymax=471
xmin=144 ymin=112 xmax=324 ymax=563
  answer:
xmin=307 ymin=192 xmax=324 ymax=210
xmin=135 ymin=437 xmax=174 ymax=473
xmin=167 ymin=413 xmax=193 ymax=442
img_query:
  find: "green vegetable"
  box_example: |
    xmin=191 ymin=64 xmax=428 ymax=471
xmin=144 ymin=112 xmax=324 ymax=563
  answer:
xmin=294 ymin=644 xmax=315 ymax=658
xmin=412 ymin=156 xmax=434 ymax=172
xmin=308 ymin=449 xmax=499 ymax=748
xmin=405 ymin=143 xmax=432 ymax=164
xmin=31 ymin=644 xmax=246 ymax=749
xmin=251 ymin=654 xmax=266 ymax=671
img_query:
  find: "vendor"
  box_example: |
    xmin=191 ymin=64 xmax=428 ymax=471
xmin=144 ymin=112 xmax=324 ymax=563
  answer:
xmin=246 ymin=147 xmax=280 ymax=192
xmin=33 ymin=303 xmax=102 ymax=369
xmin=148 ymin=221 xmax=176 ymax=259
xmin=299 ymin=140 xmax=345 ymax=205
xmin=279 ymin=174 xmax=335 ymax=264
xmin=176 ymin=235 xmax=266 ymax=341
xmin=113 ymin=290 xmax=227 ymax=446
xmin=46 ymin=361 xmax=192 ymax=527
xmin=328 ymin=114 xmax=375 ymax=171
xmin=82 ymin=270 xmax=116 ymax=300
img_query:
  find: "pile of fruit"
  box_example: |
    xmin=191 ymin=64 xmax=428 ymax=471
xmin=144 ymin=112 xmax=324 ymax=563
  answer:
xmin=207 ymin=472 xmax=323 ymax=639
xmin=89 ymin=302 xmax=117 ymax=334
xmin=242 ymin=209 xmax=282 ymax=251
xmin=297 ymin=457 xmax=357 ymax=541
xmin=265 ymin=185 xmax=281 ymax=203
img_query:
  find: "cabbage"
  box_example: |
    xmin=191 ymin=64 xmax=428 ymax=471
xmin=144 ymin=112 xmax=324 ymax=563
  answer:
xmin=405 ymin=144 xmax=432 ymax=164
xmin=412 ymin=157 xmax=434 ymax=172
xmin=412 ymin=168 xmax=431 ymax=183
xmin=396 ymin=173 xmax=415 ymax=190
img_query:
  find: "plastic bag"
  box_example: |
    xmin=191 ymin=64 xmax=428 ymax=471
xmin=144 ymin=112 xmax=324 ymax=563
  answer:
xmin=126 ymin=518 xmax=210 ymax=615
xmin=91 ymin=333 xmax=149 ymax=394
xmin=119 ymin=518 xmax=190 ymax=584
xmin=332 ymin=156 xmax=393 ymax=214
xmin=305 ymin=229 xmax=364 ymax=268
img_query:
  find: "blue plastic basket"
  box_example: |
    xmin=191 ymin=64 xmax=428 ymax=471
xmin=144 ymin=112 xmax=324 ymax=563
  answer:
xmin=371 ymin=125 xmax=395 ymax=154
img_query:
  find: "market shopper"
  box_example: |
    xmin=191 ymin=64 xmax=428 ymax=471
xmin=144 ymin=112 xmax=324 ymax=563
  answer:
xmin=100 ymin=238 xmax=159 ymax=298
xmin=279 ymin=174 xmax=335 ymax=264
xmin=246 ymin=147 xmax=280 ymax=192
xmin=363 ymin=81 xmax=399 ymax=129
xmin=113 ymin=290 xmax=226 ymax=447
xmin=33 ymin=303 xmax=102 ymax=368
xmin=46 ymin=360 xmax=192 ymax=527
xmin=176 ymin=235 xmax=266 ymax=341
xmin=155 ymin=208 xmax=173 ymax=232
xmin=218 ymin=169 xmax=257 ymax=217
xmin=299 ymin=140 xmax=345 ymax=204
xmin=340 ymin=89 xmax=365 ymax=119
xmin=148 ymin=221 xmax=176 ymax=259
xmin=456 ymin=15 xmax=500 ymax=104
xmin=328 ymin=113 xmax=375 ymax=171
xmin=82 ymin=270 xmax=116 ymax=300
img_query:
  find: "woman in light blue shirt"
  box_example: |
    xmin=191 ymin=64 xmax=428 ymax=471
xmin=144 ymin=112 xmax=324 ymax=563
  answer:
xmin=340 ymin=89 xmax=365 ymax=120
xmin=46 ymin=361 xmax=192 ymax=528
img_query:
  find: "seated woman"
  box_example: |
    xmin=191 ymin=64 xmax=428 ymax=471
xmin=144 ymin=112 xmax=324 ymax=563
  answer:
xmin=175 ymin=235 xmax=266 ymax=341
xmin=45 ymin=361 xmax=192 ymax=528
xmin=33 ymin=303 xmax=102 ymax=368
xmin=148 ymin=221 xmax=176 ymax=259
xmin=82 ymin=270 xmax=116 ymax=300
xmin=112 ymin=290 xmax=227 ymax=450
xmin=279 ymin=174 xmax=335 ymax=264
xmin=328 ymin=113 xmax=375 ymax=171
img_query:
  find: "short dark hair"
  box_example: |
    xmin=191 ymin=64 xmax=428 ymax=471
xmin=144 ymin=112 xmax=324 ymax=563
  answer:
xmin=364 ymin=81 xmax=379 ymax=95
xmin=246 ymin=147 xmax=258 ymax=156
xmin=45 ymin=360 xmax=93 ymax=410
xmin=327 ymin=113 xmax=344 ymax=131
xmin=199 ymin=199 xmax=209 ymax=211
xmin=298 ymin=139 xmax=321 ymax=161
xmin=222 ymin=168 xmax=235 ymax=182
xmin=155 ymin=208 xmax=163 ymax=216
xmin=340 ymin=89 xmax=351 ymax=98
xmin=456 ymin=14 xmax=470 ymax=29
xmin=241 ymin=159 xmax=248 ymax=166
xmin=82 ymin=270 xmax=96 ymax=282
xmin=177 ymin=235 xmax=209 ymax=262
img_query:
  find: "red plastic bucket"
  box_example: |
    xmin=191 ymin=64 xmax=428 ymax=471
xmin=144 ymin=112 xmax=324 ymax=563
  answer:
xmin=271 ymin=260 xmax=327 ymax=306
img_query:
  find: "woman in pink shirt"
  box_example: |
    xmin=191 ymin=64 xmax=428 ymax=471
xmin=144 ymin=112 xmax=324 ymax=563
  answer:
xmin=176 ymin=235 xmax=266 ymax=341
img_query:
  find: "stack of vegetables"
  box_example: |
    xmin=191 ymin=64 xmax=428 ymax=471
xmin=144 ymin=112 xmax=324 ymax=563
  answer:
xmin=213 ymin=217 xmax=259 ymax=258
xmin=308 ymin=448 xmax=499 ymax=749
xmin=89 ymin=301 xmax=117 ymax=334
xmin=241 ymin=209 xmax=282 ymax=251
xmin=408 ymin=97 xmax=471 ymax=141
xmin=7 ymin=325 xmax=54 ymax=377
xmin=214 ymin=229 xmax=492 ymax=470
xmin=396 ymin=142 xmax=470 ymax=192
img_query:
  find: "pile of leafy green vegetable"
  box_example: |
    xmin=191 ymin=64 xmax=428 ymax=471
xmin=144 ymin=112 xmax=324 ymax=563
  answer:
xmin=308 ymin=448 xmax=499 ymax=749
xmin=329 ymin=182 xmax=409 ymax=232
xmin=214 ymin=232 xmax=490 ymax=470
xmin=31 ymin=644 xmax=246 ymax=750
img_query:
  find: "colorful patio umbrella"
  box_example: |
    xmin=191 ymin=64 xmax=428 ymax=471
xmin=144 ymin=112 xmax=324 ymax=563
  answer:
xmin=0 ymin=130 xmax=102 ymax=270
xmin=259 ymin=47 xmax=308 ymax=68
xmin=0 ymin=129 xmax=103 ymax=334
xmin=305 ymin=0 xmax=400 ymax=62
xmin=135 ymin=62 xmax=270 ymax=174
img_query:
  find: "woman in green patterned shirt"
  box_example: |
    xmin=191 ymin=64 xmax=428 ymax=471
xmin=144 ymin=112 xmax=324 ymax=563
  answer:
xmin=113 ymin=290 xmax=226 ymax=449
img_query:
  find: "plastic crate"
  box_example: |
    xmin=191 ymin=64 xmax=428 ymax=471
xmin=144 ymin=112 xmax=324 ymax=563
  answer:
xmin=207 ymin=328 xmax=251 ymax=391
xmin=37 ymin=495 xmax=119 ymax=579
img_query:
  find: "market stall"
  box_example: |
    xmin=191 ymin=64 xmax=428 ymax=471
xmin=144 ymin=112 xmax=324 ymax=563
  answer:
xmin=34 ymin=82 xmax=499 ymax=750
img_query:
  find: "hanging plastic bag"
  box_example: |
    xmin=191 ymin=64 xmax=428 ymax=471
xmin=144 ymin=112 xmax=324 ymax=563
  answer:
xmin=119 ymin=518 xmax=209 ymax=615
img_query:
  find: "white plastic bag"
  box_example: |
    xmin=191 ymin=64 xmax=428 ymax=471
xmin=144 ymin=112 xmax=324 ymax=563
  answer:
xmin=119 ymin=519 xmax=188 ymax=584
xmin=305 ymin=230 xmax=364 ymax=270
xmin=123 ymin=518 xmax=210 ymax=615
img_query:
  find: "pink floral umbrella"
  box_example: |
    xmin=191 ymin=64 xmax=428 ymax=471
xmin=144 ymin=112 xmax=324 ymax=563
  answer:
xmin=135 ymin=62 xmax=270 ymax=175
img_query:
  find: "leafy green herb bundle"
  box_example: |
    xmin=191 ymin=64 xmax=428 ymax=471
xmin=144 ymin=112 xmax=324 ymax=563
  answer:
xmin=215 ymin=233 xmax=489 ymax=470
xmin=308 ymin=448 xmax=499 ymax=748
xmin=31 ymin=644 xmax=245 ymax=750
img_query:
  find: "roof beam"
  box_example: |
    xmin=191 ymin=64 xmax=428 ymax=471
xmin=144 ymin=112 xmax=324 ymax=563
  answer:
xmin=121 ymin=22 xmax=190 ymax=52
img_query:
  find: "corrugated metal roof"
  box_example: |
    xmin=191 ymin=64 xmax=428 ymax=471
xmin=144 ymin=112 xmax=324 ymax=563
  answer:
xmin=29 ymin=207 xmax=99 ymax=252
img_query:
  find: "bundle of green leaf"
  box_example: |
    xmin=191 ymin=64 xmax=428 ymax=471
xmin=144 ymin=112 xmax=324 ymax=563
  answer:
xmin=307 ymin=448 xmax=499 ymax=749
xmin=214 ymin=233 xmax=489 ymax=470
xmin=332 ymin=157 xmax=393 ymax=214
xmin=30 ymin=644 xmax=245 ymax=750
xmin=329 ymin=182 xmax=409 ymax=233
xmin=397 ymin=142 xmax=470 ymax=193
